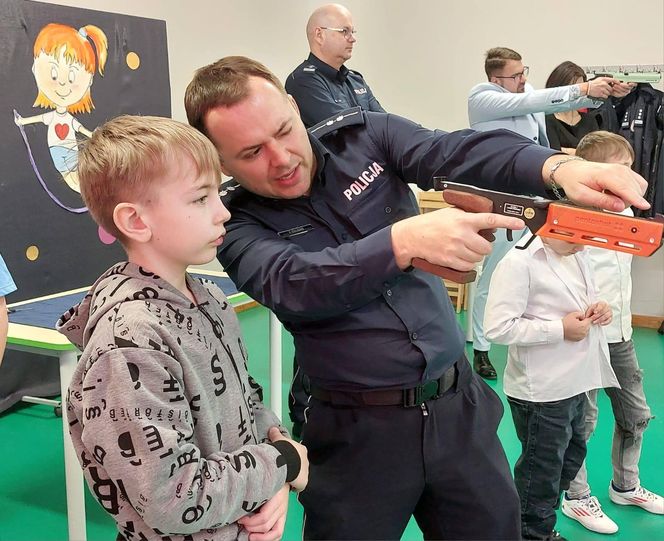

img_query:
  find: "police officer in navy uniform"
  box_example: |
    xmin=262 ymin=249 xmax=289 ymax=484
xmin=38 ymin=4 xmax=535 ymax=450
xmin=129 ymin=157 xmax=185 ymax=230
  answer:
xmin=285 ymin=3 xmax=385 ymax=129
xmin=286 ymin=4 xmax=386 ymax=436
xmin=185 ymin=56 xmax=649 ymax=541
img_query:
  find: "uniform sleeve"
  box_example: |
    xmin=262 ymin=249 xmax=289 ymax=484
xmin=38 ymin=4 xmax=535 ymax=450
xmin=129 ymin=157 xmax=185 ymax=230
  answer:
xmin=73 ymin=347 xmax=291 ymax=534
xmin=365 ymin=82 xmax=386 ymax=113
xmin=484 ymin=256 xmax=564 ymax=346
xmin=366 ymin=112 xmax=558 ymax=195
xmin=286 ymin=74 xmax=347 ymax=128
xmin=220 ymin=217 xmax=402 ymax=320
xmin=468 ymin=84 xmax=601 ymax=125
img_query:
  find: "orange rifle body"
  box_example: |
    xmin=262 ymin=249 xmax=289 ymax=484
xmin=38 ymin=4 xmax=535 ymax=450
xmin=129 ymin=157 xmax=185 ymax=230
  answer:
xmin=412 ymin=180 xmax=664 ymax=283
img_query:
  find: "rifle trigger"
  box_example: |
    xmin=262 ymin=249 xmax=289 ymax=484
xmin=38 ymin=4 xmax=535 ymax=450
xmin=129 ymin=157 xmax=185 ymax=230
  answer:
xmin=515 ymin=233 xmax=537 ymax=251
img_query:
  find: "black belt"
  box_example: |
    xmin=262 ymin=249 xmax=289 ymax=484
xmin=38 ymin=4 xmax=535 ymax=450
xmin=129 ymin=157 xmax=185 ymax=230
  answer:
xmin=310 ymin=364 xmax=458 ymax=408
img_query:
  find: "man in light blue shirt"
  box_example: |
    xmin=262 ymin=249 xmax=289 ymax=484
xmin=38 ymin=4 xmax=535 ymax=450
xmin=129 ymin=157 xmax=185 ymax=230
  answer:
xmin=1 ymin=253 xmax=17 ymax=367
xmin=467 ymin=47 xmax=632 ymax=379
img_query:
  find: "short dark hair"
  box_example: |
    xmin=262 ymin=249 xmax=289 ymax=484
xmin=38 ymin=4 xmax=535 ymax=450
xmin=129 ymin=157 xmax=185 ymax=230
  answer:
xmin=185 ymin=56 xmax=287 ymax=137
xmin=485 ymin=47 xmax=521 ymax=79
xmin=545 ymin=61 xmax=587 ymax=88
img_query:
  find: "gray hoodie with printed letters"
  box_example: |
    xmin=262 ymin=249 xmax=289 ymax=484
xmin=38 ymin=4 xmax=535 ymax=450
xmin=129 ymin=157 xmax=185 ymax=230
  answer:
xmin=58 ymin=262 xmax=298 ymax=541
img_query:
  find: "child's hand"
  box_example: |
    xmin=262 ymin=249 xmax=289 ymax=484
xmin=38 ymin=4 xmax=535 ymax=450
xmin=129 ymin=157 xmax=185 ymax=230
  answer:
xmin=585 ymin=301 xmax=612 ymax=326
xmin=269 ymin=427 xmax=309 ymax=493
xmin=238 ymin=484 xmax=289 ymax=541
xmin=562 ymin=311 xmax=591 ymax=341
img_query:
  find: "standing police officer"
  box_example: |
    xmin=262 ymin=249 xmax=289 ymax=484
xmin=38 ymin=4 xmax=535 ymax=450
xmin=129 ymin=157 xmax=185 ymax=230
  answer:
xmin=184 ymin=56 xmax=649 ymax=541
xmin=285 ymin=3 xmax=385 ymax=128
xmin=285 ymin=3 xmax=387 ymax=437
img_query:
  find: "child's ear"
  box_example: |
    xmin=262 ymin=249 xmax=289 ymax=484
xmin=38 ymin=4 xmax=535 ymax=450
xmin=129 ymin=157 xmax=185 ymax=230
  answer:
xmin=113 ymin=202 xmax=151 ymax=243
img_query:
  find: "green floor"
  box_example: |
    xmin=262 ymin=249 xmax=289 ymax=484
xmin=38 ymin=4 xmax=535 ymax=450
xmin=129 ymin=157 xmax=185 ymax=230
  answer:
xmin=1 ymin=306 xmax=663 ymax=541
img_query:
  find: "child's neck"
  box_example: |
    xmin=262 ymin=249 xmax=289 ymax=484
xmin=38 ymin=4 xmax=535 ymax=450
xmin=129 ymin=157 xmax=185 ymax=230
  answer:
xmin=127 ymin=250 xmax=194 ymax=303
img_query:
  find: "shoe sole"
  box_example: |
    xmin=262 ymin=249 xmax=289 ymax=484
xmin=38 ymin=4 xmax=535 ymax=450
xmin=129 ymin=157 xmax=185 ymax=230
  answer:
xmin=561 ymin=504 xmax=619 ymax=534
xmin=610 ymin=495 xmax=664 ymax=514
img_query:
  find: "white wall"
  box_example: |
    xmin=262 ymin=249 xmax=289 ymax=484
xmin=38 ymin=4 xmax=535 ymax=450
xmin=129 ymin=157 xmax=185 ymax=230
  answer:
xmin=39 ymin=0 xmax=664 ymax=316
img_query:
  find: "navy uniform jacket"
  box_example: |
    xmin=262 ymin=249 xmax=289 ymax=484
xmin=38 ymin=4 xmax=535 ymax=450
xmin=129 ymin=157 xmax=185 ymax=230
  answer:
xmin=218 ymin=109 xmax=557 ymax=392
xmin=285 ymin=53 xmax=385 ymax=128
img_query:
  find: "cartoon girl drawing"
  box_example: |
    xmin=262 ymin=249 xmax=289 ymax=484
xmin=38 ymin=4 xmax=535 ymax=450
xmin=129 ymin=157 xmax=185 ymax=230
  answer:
xmin=14 ymin=23 xmax=108 ymax=195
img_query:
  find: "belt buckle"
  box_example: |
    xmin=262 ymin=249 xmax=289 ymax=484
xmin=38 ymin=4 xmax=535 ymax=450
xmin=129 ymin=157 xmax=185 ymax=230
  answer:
xmin=403 ymin=379 xmax=440 ymax=407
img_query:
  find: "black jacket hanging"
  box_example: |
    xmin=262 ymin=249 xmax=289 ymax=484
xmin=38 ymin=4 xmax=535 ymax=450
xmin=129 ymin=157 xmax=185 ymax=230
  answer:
xmin=614 ymin=84 xmax=664 ymax=217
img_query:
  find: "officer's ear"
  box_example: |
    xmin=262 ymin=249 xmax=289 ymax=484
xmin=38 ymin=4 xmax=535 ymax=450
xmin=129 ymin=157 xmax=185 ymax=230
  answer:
xmin=287 ymin=94 xmax=302 ymax=118
xmin=312 ymin=26 xmax=325 ymax=46
xmin=218 ymin=155 xmax=231 ymax=177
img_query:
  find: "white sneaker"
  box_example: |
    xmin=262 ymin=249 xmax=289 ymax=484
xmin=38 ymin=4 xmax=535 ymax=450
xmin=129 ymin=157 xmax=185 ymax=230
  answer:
xmin=609 ymin=484 xmax=664 ymax=514
xmin=561 ymin=495 xmax=619 ymax=534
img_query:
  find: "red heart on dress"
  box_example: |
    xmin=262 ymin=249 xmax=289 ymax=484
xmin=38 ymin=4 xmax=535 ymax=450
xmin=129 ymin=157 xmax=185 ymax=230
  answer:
xmin=54 ymin=123 xmax=69 ymax=140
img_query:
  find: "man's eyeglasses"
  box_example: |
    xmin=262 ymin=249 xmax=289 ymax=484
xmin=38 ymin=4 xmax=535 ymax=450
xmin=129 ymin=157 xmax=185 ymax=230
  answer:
xmin=320 ymin=26 xmax=357 ymax=40
xmin=494 ymin=66 xmax=530 ymax=81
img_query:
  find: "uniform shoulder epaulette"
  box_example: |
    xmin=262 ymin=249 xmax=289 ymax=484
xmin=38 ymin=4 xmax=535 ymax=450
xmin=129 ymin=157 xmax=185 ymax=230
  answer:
xmin=219 ymin=179 xmax=245 ymax=205
xmin=308 ymin=106 xmax=365 ymax=138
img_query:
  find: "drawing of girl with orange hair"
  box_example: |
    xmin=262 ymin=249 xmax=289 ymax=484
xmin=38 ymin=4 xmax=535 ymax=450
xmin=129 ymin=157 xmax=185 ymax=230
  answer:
xmin=14 ymin=23 xmax=108 ymax=195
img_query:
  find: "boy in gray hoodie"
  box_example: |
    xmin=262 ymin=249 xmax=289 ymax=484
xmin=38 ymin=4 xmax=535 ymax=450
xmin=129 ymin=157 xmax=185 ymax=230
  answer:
xmin=57 ymin=115 xmax=307 ymax=541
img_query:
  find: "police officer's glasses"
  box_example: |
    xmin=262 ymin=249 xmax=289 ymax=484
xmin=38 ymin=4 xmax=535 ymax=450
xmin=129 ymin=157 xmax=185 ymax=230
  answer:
xmin=494 ymin=66 xmax=530 ymax=81
xmin=320 ymin=26 xmax=357 ymax=40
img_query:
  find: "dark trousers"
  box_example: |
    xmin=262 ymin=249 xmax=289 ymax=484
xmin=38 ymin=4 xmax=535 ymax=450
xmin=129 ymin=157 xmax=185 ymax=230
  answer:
xmin=299 ymin=358 xmax=521 ymax=540
xmin=507 ymin=394 xmax=587 ymax=540
xmin=288 ymin=356 xmax=310 ymax=434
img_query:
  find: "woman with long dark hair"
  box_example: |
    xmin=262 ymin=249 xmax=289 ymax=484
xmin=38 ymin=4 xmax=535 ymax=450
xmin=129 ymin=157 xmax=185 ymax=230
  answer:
xmin=545 ymin=61 xmax=601 ymax=154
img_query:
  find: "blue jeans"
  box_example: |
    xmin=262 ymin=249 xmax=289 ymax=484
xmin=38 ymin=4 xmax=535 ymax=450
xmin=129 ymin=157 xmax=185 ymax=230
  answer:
xmin=567 ymin=339 xmax=653 ymax=497
xmin=508 ymin=394 xmax=587 ymax=539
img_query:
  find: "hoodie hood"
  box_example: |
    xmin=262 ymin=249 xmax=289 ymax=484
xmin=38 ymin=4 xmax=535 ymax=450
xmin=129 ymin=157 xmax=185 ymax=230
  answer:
xmin=57 ymin=261 xmax=199 ymax=349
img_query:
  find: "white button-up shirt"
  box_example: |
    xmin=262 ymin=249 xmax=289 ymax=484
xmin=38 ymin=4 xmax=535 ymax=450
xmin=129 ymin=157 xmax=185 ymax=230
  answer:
xmin=484 ymin=237 xmax=619 ymax=402
xmin=585 ymin=208 xmax=634 ymax=343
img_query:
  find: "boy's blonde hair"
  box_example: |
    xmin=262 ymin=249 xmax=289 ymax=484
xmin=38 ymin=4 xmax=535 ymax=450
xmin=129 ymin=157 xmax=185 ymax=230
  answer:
xmin=576 ymin=131 xmax=635 ymax=164
xmin=79 ymin=115 xmax=221 ymax=241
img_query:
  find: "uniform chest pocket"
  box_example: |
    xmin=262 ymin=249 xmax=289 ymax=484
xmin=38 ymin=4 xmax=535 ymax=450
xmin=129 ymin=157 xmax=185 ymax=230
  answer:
xmin=346 ymin=178 xmax=413 ymax=236
xmin=332 ymin=88 xmax=353 ymax=108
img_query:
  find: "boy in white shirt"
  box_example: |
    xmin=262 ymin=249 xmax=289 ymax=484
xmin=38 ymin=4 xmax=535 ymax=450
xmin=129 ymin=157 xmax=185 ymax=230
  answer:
xmin=559 ymin=131 xmax=664 ymax=534
xmin=485 ymin=231 xmax=618 ymax=541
